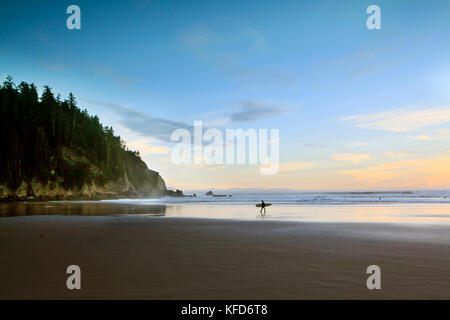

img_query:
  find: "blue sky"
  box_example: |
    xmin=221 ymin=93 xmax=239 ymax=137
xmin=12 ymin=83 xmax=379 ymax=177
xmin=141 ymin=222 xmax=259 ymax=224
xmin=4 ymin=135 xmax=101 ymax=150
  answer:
xmin=1 ymin=0 xmax=450 ymax=190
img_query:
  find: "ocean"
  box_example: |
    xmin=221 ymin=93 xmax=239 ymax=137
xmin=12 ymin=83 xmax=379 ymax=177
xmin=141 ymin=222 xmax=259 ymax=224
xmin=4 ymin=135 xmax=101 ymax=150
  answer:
xmin=100 ymin=190 xmax=450 ymax=205
xmin=2 ymin=190 xmax=449 ymax=225
xmin=94 ymin=190 xmax=450 ymax=225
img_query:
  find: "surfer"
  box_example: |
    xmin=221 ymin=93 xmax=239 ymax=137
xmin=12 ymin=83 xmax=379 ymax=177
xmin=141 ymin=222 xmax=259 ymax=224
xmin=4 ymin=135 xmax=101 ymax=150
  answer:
xmin=260 ymin=200 xmax=266 ymax=215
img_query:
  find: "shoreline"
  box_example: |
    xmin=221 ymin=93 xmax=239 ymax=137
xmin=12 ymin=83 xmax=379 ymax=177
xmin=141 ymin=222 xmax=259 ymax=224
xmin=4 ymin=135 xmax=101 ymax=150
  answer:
xmin=0 ymin=194 xmax=170 ymax=203
xmin=1 ymin=216 xmax=449 ymax=299
xmin=2 ymin=201 xmax=450 ymax=225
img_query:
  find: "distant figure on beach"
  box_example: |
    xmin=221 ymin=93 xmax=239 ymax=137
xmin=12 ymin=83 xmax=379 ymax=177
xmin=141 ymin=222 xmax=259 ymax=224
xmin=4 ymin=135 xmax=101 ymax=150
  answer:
xmin=260 ymin=200 xmax=266 ymax=215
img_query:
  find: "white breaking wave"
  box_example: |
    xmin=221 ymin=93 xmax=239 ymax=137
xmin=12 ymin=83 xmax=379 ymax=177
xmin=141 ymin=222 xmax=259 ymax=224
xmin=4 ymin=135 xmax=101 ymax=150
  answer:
xmin=100 ymin=190 xmax=450 ymax=205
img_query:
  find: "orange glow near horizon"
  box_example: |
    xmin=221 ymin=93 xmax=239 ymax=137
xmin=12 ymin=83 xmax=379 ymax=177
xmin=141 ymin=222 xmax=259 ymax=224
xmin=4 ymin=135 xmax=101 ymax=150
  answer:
xmin=157 ymin=155 xmax=450 ymax=191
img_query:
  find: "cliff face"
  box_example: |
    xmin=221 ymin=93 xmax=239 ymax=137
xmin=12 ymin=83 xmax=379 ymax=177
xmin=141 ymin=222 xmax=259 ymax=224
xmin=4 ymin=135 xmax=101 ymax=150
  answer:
xmin=0 ymin=147 xmax=166 ymax=201
xmin=0 ymin=77 xmax=169 ymax=201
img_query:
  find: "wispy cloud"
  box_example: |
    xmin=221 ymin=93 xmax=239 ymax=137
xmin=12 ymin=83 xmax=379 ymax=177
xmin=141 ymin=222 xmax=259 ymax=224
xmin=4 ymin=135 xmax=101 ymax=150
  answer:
xmin=406 ymin=134 xmax=440 ymax=141
xmin=179 ymin=23 xmax=299 ymax=87
xmin=191 ymin=100 xmax=295 ymax=127
xmin=343 ymin=106 xmax=450 ymax=132
xmin=385 ymin=152 xmax=413 ymax=158
xmin=179 ymin=24 xmax=216 ymax=51
xmin=340 ymin=156 xmax=450 ymax=188
xmin=263 ymin=161 xmax=314 ymax=173
xmin=406 ymin=128 xmax=450 ymax=141
xmin=238 ymin=22 xmax=267 ymax=49
xmin=340 ymin=169 xmax=398 ymax=185
xmin=180 ymin=21 xmax=267 ymax=52
xmin=82 ymin=98 xmax=193 ymax=142
xmin=332 ymin=153 xmax=371 ymax=163
xmin=83 ymin=97 xmax=291 ymax=143
xmin=230 ymin=100 xmax=291 ymax=123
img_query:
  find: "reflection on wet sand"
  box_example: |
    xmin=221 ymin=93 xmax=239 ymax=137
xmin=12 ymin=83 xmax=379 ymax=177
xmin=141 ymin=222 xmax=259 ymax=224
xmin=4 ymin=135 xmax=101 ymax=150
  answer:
xmin=0 ymin=202 xmax=166 ymax=217
xmin=1 ymin=202 xmax=450 ymax=225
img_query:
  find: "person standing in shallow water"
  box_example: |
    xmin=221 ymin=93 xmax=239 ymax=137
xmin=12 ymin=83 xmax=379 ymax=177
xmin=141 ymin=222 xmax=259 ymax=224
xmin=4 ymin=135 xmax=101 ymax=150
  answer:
xmin=260 ymin=200 xmax=266 ymax=215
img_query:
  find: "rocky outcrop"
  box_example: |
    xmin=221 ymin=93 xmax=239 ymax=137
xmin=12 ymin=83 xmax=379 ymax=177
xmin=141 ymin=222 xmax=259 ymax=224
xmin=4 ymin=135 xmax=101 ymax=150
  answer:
xmin=0 ymin=148 xmax=167 ymax=201
xmin=0 ymin=78 xmax=172 ymax=201
xmin=0 ymin=174 xmax=166 ymax=201
xmin=205 ymin=190 xmax=231 ymax=197
xmin=165 ymin=189 xmax=184 ymax=197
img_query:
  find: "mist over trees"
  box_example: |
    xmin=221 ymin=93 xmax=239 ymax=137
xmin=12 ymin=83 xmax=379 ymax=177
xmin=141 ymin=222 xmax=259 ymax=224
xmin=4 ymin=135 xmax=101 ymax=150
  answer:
xmin=0 ymin=76 xmax=153 ymax=193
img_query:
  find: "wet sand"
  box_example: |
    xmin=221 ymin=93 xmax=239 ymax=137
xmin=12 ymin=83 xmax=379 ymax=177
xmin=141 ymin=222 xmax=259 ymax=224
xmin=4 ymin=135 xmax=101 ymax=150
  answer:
xmin=0 ymin=216 xmax=449 ymax=299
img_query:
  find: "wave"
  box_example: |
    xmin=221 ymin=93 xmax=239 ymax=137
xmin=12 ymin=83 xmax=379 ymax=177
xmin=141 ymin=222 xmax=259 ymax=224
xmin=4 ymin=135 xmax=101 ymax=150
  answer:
xmin=101 ymin=190 xmax=450 ymax=205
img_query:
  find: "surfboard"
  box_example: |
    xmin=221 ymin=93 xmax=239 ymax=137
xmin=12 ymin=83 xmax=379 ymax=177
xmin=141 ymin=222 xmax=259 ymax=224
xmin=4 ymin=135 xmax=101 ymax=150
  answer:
xmin=255 ymin=203 xmax=272 ymax=207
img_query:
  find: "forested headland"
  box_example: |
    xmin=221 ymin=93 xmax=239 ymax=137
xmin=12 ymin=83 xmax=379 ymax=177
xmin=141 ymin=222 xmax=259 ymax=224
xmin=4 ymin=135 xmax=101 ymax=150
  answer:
xmin=0 ymin=76 xmax=168 ymax=200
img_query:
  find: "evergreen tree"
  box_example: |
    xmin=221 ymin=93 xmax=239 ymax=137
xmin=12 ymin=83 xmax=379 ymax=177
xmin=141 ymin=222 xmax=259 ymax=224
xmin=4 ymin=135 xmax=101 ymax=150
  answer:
xmin=0 ymin=76 xmax=158 ymax=195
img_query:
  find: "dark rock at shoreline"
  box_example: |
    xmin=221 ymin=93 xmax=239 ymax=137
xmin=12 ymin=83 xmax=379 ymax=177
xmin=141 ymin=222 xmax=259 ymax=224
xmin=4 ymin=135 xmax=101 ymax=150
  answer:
xmin=205 ymin=190 xmax=231 ymax=197
xmin=165 ymin=189 xmax=184 ymax=197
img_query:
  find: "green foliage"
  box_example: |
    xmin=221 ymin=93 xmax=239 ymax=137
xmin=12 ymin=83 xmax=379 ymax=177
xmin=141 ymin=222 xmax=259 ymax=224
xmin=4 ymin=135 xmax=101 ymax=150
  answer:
xmin=57 ymin=159 xmax=90 ymax=190
xmin=0 ymin=77 xmax=149 ymax=191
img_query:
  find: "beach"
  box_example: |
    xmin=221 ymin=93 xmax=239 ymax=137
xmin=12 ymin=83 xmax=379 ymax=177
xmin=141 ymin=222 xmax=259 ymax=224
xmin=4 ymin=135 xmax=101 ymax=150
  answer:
xmin=1 ymin=211 xmax=449 ymax=299
xmin=2 ymin=0 xmax=450 ymax=304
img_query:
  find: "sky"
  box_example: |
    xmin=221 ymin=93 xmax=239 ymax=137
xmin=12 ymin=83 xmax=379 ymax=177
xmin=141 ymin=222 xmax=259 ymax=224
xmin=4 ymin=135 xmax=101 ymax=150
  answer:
xmin=1 ymin=0 xmax=450 ymax=191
